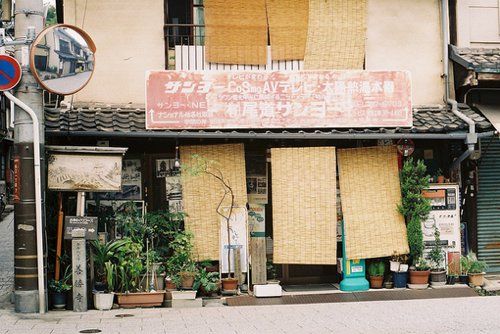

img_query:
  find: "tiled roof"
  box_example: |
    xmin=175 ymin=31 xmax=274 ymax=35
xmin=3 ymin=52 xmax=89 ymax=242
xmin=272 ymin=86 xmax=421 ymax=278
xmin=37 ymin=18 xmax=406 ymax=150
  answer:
xmin=450 ymin=45 xmax=500 ymax=73
xmin=44 ymin=104 xmax=492 ymax=136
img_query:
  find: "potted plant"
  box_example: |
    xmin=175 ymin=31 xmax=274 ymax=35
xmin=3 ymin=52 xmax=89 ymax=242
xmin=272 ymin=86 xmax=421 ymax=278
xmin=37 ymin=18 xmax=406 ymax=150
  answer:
xmin=94 ymin=261 xmax=115 ymax=310
xmin=166 ymin=231 xmax=197 ymax=290
xmin=459 ymin=254 xmax=471 ymax=284
xmin=466 ymin=252 xmax=488 ymax=287
xmin=399 ymin=158 xmax=432 ymax=288
xmin=48 ymin=266 xmax=72 ymax=310
xmin=435 ymin=168 xmax=445 ymax=183
xmin=91 ymin=238 xmax=129 ymax=290
xmin=368 ymin=261 xmax=385 ymax=289
xmin=266 ymin=261 xmax=280 ymax=284
xmin=114 ymin=237 xmax=165 ymax=308
xmin=409 ymin=257 xmax=431 ymax=287
xmin=193 ymin=267 xmax=220 ymax=297
xmin=429 ymin=225 xmax=446 ymax=286
xmin=182 ymin=154 xmax=239 ymax=292
xmin=390 ymin=253 xmax=409 ymax=288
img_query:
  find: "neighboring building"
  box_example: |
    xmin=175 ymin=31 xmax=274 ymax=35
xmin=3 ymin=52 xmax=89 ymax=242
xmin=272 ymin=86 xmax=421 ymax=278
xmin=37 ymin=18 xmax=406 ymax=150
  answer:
xmin=49 ymin=0 xmax=496 ymax=283
xmin=449 ymin=0 xmax=500 ymax=272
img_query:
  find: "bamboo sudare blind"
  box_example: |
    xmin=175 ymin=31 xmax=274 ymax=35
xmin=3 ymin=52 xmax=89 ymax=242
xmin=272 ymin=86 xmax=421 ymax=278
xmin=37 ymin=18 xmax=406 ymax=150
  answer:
xmin=180 ymin=144 xmax=247 ymax=260
xmin=337 ymin=146 xmax=409 ymax=260
xmin=271 ymin=147 xmax=337 ymax=264
xmin=304 ymin=0 xmax=367 ymax=69
xmin=266 ymin=0 xmax=309 ymax=60
xmin=204 ymin=0 xmax=268 ymax=65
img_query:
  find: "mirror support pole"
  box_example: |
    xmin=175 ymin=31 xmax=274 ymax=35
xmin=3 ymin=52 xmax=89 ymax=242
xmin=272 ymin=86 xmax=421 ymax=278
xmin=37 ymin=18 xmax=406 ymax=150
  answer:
xmin=4 ymin=91 xmax=45 ymax=315
xmin=12 ymin=0 xmax=45 ymax=315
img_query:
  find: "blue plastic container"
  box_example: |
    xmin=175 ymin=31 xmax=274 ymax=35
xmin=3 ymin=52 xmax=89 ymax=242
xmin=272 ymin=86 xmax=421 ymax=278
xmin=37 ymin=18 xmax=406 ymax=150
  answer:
xmin=393 ymin=271 xmax=408 ymax=288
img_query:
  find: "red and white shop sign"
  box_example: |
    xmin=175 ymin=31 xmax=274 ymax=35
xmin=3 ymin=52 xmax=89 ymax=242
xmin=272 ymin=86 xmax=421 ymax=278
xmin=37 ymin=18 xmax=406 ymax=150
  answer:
xmin=146 ymin=70 xmax=412 ymax=130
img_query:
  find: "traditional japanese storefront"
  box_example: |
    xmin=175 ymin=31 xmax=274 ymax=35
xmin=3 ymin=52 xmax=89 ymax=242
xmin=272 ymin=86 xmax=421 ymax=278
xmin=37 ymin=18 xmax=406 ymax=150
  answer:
xmin=44 ymin=100 xmax=494 ymax=284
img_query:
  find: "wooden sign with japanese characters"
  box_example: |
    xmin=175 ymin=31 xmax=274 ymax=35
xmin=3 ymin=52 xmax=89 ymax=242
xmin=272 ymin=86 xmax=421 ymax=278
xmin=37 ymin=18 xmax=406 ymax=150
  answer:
xmin=64 ymin=216 xmax=98 ymax=240
xmin=146 ymin=70 xmax=412 ymax=129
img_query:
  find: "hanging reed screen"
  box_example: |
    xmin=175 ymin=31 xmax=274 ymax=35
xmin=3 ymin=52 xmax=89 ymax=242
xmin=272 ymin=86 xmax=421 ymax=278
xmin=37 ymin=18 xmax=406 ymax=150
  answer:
xmin=204 ymin=0 xmax=268 ymax=65
xmin=304 ymin=0 xmax=367 ymax=69
xmin=180 ymin=144 xmax=247 ymax=260
xmin=271 ymin=147 xmax=337 ymax=264
xmin=266 ymin=0 xmax=309 ymax=60
xmin=337 ymin=146 xmax=409 ymax=260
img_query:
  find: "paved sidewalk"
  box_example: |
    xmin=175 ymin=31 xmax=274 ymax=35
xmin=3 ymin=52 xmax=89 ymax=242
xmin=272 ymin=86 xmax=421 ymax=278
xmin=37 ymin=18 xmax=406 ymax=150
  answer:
xmin=1 ymin=296 xmax=500 ymax=334
xmin=0 ymin=210 xmax=14 ymax=305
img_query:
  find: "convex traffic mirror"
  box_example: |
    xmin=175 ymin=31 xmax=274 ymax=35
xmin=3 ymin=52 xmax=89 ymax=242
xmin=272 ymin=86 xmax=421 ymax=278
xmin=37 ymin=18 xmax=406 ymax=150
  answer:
xmin=30 ymin=24 xmax=96 ymax=95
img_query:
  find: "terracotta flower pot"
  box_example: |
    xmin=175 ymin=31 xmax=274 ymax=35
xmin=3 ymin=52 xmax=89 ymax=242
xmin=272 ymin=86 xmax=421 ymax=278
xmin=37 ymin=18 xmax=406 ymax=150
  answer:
xmin=468 ymin=272 xmax=485 ymax=287
xmin=369 ymin=276 xmax=384 ymax=289
xmin=437 ymin=176 xmax=445 ymax=183
xmin=116 ymin=291 xmax=165 ymax=308
xmin=409 ymin=270 xmax=430 ymax=285
xmin=165 ymin=279 xmax=176 ymax=291
xmin=221 ymin=278 xmax=238 ymax=291
xmin=180 ymin=272 xmax=195 ymax=289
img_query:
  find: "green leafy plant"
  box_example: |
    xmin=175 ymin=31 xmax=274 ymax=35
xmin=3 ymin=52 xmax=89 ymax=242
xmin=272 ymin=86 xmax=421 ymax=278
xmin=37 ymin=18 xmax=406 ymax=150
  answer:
xmin=368 ymin=261 xmax=385 ymax=277
xmin=49 ymin=266 xmax=72 ymax=293
xmin=193 ymin=268 xmax=220 ymax=295
xmin=91 ymin=239 xmax=130 ymax=285
xmin=182 ymin=154 xmax=236 ymax=278
xmin=465 ymin=252 xmax=487 ymax=274
xmin=428 ymin=225 xmax=444 ymax=271
xmin=266 ymin=261 xmax=279 ymax=281
xmin=398 ymin=158 xmax=431 ymax=264
xmin=414 ymin=257 xmax=431 ymax=271
xmin=460 ymin=255 xmax=471 ymax=275
xmin=144 ymin=210 xmax=186 ymax=259
xmin=114 ymin=238 xmax=144 ymax=293
xmin=115 ymin=202 xmax=146 ymax=243
xmin=104 ymin=261 xmax=115 ymax=293
xmin=165 ymin=231 xmax=196 ymax=287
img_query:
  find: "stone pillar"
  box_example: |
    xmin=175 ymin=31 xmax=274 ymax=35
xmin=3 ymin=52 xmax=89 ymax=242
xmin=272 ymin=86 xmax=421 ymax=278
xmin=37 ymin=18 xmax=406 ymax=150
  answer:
xmin=71 ymin=228 xmax=87 ymax=312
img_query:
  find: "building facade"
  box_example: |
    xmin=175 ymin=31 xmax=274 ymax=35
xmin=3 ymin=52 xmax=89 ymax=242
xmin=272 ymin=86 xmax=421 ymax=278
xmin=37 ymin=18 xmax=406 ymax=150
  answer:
xmin=48 ymin=0 xmax=497 ymax=283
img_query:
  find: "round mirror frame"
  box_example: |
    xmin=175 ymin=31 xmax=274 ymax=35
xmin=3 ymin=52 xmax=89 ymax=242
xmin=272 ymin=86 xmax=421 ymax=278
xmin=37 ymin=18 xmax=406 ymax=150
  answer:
xmin=29 ymin=23 xmax=96 ymax=95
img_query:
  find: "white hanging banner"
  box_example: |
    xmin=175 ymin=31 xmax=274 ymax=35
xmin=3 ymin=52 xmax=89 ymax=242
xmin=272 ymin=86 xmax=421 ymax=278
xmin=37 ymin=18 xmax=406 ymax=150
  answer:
xmin=220 ymin=206 xmax=248 ymax=273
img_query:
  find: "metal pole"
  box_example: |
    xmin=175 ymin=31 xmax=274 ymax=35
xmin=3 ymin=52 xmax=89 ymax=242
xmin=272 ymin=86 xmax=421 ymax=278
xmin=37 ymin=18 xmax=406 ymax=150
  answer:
xmin=12 ymin=0 xmax=45 ymax=314
xmin=4 ymin=91 xmax=45 ymax=314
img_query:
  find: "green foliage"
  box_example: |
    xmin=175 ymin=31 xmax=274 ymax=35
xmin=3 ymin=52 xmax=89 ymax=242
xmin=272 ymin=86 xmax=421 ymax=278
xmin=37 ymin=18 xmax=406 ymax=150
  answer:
xmin=428 ymin=225 xmax=444 ymax=270
xmin=399 ymin=158 xmax=431 ymax=263
xmin=144 ymin=210 xmax=186 ymax=259
xmin=414 ymin=257 xmax=431 ymax=271
xmin=91 ymin=239 xmax=130 ymax=284
xmin=114 ymin=238 xmax=144 ymax=292
xmin=166 ymin=231 xmax=196 ymax=287
xmin=115 ymin=202 xmax=145 ymax=243
xmin=266 ymin=261 xmax=279 ymax=280
xmin=368 ymin=261 xmax=385 ymax=277
xmin=49 ymin=266 xmax=72 ymax=292
xmin=193 ymin=268 xmax=220 ymax=294
xmin=45 ymin=5 xmax=57 ymax=26
xmin=462 ymin=252 xmax=487 ymax=274
xmin=104 ymin=261 xmax=115 ymax=293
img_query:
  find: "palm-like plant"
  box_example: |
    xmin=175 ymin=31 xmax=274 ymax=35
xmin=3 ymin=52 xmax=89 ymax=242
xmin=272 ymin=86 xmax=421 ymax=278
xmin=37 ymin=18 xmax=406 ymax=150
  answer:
xmin=91 ymin=239 xmax=130 ymax=284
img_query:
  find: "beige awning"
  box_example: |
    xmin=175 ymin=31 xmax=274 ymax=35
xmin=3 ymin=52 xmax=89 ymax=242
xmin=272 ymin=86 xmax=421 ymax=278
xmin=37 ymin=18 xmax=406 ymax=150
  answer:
xmin=476 ymin=104 xmax=500 ymax=135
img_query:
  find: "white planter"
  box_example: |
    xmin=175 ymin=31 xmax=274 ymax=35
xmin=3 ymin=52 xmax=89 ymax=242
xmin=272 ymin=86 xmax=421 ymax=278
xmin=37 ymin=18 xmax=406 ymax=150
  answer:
xmin=399 ymin=264 xmax=409 ymax=272
xmin=254 ymin=284 xmax=282 ymax=297
xmin=390 ymin=261 xmax=400 ymax=272
xmin=169 ymin=290 xmax=197 ymax=300
xmin=93 ymin=292 xmax=114 ymax=310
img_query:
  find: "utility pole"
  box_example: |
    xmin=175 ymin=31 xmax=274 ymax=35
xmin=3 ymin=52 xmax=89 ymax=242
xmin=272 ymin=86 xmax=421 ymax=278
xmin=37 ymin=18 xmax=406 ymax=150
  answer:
xmin=13 ymin=0 xmax=45 ymax=313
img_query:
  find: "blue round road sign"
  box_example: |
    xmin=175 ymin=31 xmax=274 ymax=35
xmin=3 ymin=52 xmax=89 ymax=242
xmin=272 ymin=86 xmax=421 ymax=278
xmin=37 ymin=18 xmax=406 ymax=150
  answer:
xmin=0 ymin=55 xmax=21 ymax=91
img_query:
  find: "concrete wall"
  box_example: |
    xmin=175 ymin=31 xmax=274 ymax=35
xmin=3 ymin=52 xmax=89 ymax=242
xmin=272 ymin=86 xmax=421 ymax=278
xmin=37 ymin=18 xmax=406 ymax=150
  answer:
xmin=64 ymin=0 xmax=165 ymax=105
xmin=366 ymin=0 xmax=444 ymax=105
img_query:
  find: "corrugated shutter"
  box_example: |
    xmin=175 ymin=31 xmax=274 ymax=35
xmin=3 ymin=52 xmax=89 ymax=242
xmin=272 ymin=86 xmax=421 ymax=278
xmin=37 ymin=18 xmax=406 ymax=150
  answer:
xmin=477 ymin=137 xmax=500 ymax=273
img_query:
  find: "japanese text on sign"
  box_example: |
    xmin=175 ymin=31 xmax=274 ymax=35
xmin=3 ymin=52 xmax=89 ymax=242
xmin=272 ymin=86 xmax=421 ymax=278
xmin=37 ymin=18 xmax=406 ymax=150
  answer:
xmin=146 ymin=70 xmax=412 ymax=129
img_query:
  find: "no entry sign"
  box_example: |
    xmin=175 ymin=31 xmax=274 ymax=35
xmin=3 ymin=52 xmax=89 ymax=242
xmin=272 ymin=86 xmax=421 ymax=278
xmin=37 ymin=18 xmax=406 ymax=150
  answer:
xmin=0 ymin=55 xmax=21 ymax=91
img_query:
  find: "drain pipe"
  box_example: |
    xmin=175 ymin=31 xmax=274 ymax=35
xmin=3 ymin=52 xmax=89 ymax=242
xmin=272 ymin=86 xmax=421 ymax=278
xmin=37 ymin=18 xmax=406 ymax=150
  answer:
xmin=441 ymin=0 xmax=478 ymax=173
